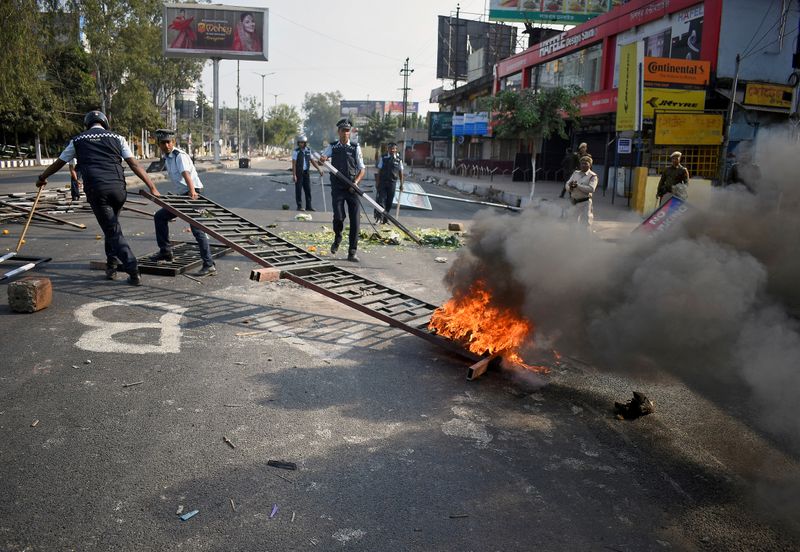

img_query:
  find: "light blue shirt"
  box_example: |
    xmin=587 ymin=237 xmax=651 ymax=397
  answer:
xmin=292 ymin=146 xmax=311 ymax=171
xmin=321 ymin=141 xmax=365 ymax=171
xmin=59 ymin=124 xmax=133 ymax=162
xmin=164 ymin=147 xmax=203 ymax=194
xmin=377 ymin=154 xmax=404 ymax=171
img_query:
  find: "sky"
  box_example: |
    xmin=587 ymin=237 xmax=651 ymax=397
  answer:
xmin=197 ymin=0 xmax=509 ymax=119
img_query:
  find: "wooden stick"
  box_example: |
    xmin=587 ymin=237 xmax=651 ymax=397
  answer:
xmin=15 ymin=186 xmax=44 ymax=252
xmin=0 ymin=200 xmax=86 ymax=229
xmin=122 ymin=206 xmax=154 ymax=217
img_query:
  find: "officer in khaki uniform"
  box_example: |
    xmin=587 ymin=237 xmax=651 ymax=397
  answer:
xmin=565 ymin=155 xmax=598 ymax=229
xmin=657 ymin=151 xmax=690 ymax=205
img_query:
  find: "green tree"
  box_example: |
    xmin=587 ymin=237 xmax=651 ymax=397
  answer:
xmin=302 ymin=91 xmax=342 ymax=148
xmin=265 ymin=104 xmax=302 ymax=149
xmin=482 ymin=86 xmax=583 ymax=197
xmin=0 ymin=0 xmax=58 ymax=151
xmin=359 ymin=112 xmax=398 ymax=160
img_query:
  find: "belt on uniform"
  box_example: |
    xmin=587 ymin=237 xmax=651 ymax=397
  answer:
xmin=571 ymin=196 xmax=590 ymax=205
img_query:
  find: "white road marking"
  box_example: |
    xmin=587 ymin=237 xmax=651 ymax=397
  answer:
xmin=74 ymin=300 xmax=187 ymax=354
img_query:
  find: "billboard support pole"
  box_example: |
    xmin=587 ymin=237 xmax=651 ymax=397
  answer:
xmin=213 ymin=58 xmax=221 ymax=164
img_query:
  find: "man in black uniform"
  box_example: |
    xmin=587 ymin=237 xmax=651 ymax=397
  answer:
xmin=36 ymin=110 xmax=160 ymax=285
xmin=319 ymin=118 xmax=366 ymax=262
xmin=374 ymin=142 xmax=404 ymax=224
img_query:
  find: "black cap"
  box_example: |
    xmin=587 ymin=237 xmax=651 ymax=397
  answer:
xmin=336 ymin=118 xmax=352 ymax=130
xmin=387 ymin=142 xmax=397 ymax=147
xmin=155 ymin=129 xmax=176 ymax=142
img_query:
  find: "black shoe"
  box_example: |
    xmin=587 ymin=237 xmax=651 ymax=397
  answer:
xmin=331 ymin=236 xmax=342 ymax=254
xmin=197 ymin=264 xmax=216 ymax=276
xmin=297 ymin=205 xmax=304 ymax=211
xmin=150 ymin=250 xmax=173 ymax=262
xmin=306 ymin=207 xmax=315 ymax=212
xmin=105 ymin=263 xmax=118 ymax=280
xmin=127 ymin=271 xmax=142 ymax=286
xmin=347 ymin=250 xmax=360 ymax=263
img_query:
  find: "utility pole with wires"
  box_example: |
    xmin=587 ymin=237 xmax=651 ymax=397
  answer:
xmin=719 ymin=53 xmax=741 ymax=184
xmin=399 ymin=57 xmax=414 ymax=170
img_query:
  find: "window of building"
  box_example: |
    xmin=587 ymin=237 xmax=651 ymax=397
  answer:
xmin=501 ymin=72 xmax=522 ymax=92
xmin=536 ymin=42 xmax=603 ymax=93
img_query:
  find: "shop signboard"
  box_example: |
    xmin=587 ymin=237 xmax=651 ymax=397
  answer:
xmin=644 ymin=57 xmax=710 ymax=86
xmin=743 ymin=82 xmax=793 ymax=109
xmin=428 ymin=112 xmax=454 ymax=141
xmin=163 ymin=3 xmax=268 ymax=61
xmin=616 ymin=42 xmax=641 ymax=131
xmin=452 ymin=114 xmax=465 ymax=136
xmin=488 ymin=0 xmax=621 ymax=24
xmin=654 ymin=113 xmax=723 ymax=145
xmin=642 ymin=87 xmax=705 ymax=119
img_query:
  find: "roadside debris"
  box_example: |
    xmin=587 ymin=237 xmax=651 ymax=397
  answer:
xmin=434 ymin=257 xmax=447 ymax=263
xmin=295 ymin=213 xmax=313 ymax=221
xmin=176 ymin=505 xmax=183 ymax=515
xmin=224 ymin=404 xmax=244 ymax=408
xmin=614 ymin=391 xmax=655 ymax=420
xmin=30 ymin=419 xmax=39 ymax=427
xmin=223 ymin=436 xmax=236 ymax=449
xmin=267 ymin=459 xmax=297 ymax=471
xmin=270 ymin=504 xmax=279 ymax=518
xmin=230 ymin=498 xmax=236 ymax=512
xmin=122 ymin=381 xmax=143 ymax=388
xmin=180 ymin=509 xmax=199 ymax=521
xmin=449 ymin=514 xmax=469 ymax=519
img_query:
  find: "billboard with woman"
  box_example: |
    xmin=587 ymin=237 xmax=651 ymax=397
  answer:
xmin=163 ymin=3 xmax=268 ymax=61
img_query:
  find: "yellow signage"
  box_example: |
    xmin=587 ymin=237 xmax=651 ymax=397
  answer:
xmin=654 ymin=113 xmax=724 ymax=145
xmin=743 ymin=82 xmax=793 ymax=109
xmin=643 ymin=88 xmax=705 ymax=119
xmin=616 ymin=43 xmax=640 ymax=131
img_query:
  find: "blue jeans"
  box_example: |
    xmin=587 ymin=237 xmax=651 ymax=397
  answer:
xmin=154 ymin=204 xmax=214 ymax=267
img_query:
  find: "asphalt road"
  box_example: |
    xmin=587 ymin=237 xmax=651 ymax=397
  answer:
xmin=1 ymin=160 xmax=799 ymax=551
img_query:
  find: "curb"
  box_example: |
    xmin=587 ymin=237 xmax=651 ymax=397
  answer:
xmin=123 ymin=161 xmax=237 ymax=190
xmin=415 ymin=172 xmax=528 ymax=209
xmin=0 ymin=158 xmax=57 ymax=169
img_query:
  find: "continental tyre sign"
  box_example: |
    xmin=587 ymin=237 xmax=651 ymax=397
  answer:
xmin=643 ymin=88 xmax=705 ymax=119
xmin=644 ymin=57 xmax=710 ymax=86
xmin=654 ymin=113 xmax=723 ymax=145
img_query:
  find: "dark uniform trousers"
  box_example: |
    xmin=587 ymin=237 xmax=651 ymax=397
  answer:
xmin=294 ymin=147 xmax=313 ymax=210
xmin=84 ymin=185 xmax=137 ymax=272
xmin=295 ymin=170 xmax=312 ymax=209
xmin=376 ymin=155 xmax=401 ymax=220
xmin=330 ymin=142 xmax=362 ymax=253
xmin=154 ymin=195 xmax=213 ymax=267
xmin=332 ymin=188 xmax=360 ymax=253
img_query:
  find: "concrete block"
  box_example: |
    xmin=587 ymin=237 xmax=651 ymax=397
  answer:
xmin=448 ymin=222 xmax=465 ymax=232
xmin=250 ymin=267 xmax=281 ymax=283
xmin=8 ymin=276 xmax=52 ymax=313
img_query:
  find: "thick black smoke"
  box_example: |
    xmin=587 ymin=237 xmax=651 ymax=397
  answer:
xmin=445 ymin=131 xmax=800 ymax=449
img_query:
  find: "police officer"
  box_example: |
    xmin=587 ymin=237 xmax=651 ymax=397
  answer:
xmin=374 ymin=142 xmax=404 ymax=224
xmin=292 ymin=134 xmax=323 ymax=211
xmin=565 ymin=155 xmax=598 ymax=229
xmin=657 ymin=151 xmax=690 ymax=205
xmin=150 ymin=129 xmax=216 ymax=276
xmin=36 ymin=110 xmax=160 ymax=285
xmin=319 ymin=118 xmax=366 ymax=262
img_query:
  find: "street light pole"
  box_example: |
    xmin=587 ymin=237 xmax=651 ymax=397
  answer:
xmin=272 ymin=93 xmax=281 ymax=108
xmin=254 ymin=72 xmax=275 ymax=154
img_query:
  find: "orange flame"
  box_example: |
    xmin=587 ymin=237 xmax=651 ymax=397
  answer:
xmin=429 ymin=280 xmax=547 ymax=373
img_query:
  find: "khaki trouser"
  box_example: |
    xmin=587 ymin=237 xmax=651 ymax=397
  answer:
xmin=570 ymin=198 xmax=593 ymax=228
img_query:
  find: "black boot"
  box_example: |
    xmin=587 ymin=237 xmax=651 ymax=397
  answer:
xmin=127 ymin=271 xmax=142 ymax=286
xmin=331 ymin=235 xmax=342 ymax=254
xmin=105 ymin=261 xmax=118 ymax=280
xmin=347 ymin=250 xmax=360 ymax=263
